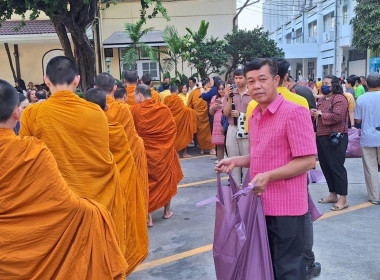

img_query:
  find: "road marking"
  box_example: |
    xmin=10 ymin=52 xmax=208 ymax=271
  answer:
xmin=134 ymin=244 xmax=213 ymax=272
xmin=134 ymin=202 xmax=374 ymax=273
xmin=178 ymin=176 xmax=228 ymax=188
xmin=180 ymin=155 xmax=212 ymax=161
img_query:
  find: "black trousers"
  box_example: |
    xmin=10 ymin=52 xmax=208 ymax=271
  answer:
xmin=266 ymin=215 xmax=306 ymax=280
xmin=316 ymin=134 xmax=348 ymax=195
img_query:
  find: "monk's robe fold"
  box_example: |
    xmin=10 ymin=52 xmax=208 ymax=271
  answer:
xmin=187 ymin=88 xmax=214 ymax=150
xmin=0 ymin=128 xmax=127 ymax=279
xmin=131 ymin=99 xmax=184 ymax=213
xmin=126 ymin=85 xmax=137 ymax=106
xmin=105 ymin=96 xmax=149 ymax=215
xmin=164 ymin=94 xmax=197 ymax=151
xmin=19 ymin=90 xmax=127 ymax=255
xmin=108 ymin=121 xmax=148 ymax=275
xmin=150 ymin=88 xmax=161 ymax=103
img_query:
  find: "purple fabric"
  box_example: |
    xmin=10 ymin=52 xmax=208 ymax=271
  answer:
xmin=213 ymin=172 xmax=274 ymax=280
xmin=308 ymin=192 xmax=322 ymax=221
xmin=346 ymin=128 xmax=362 ymax=158
xmin=307 ymin=169 xmax=326 ymax=184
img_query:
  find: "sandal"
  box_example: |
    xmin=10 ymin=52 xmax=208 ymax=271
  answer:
xmin=330 ymin=204 xmax=349 ymax=211
xmin=318 ymin=197 xmax=338 ymax=204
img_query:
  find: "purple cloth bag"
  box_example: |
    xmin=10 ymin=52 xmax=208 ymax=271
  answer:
xmin=213 ymin=172 xmax=274 ymax=280
xmin=346 ymin=128 xmax=362 ymax=158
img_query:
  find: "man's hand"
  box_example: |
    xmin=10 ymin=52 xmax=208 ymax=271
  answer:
xmin=250 ymin=172 xmax=271 ymax=196
xmin=215 ymin=158 xmax=235 ymax=173
xmin=231 ymin=110 xmax=239 ymax=118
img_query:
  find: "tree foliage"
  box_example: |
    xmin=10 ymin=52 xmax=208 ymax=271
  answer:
xmin=351 ymin=0 xmax=380 ymax=52
xmin=0 ymin=0 xmax=168 ymax=90
xmin=186 ymin=20 xmax=228 ymax=79
xmin=224 ymin=27 xmax=284 ymax=78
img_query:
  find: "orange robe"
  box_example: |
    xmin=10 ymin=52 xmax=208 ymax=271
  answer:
xmin=126 ymin=85 xmax=137 ymax=106
xmin=108 ymin=121 xmax=148 ymax=275
xmin=187 ymin=88 xmax=214 ymax=150
xmin=19 ymin=90 xmax=127 ymax=256
xmin=131 ymin=99 xmax=184 ymax=212
xmin=0 ymin=128 xmax=127 ymax=279
xmin=151 ymin=88 xmax=161 ymax=103
xmin=164 ymin=94 xmax=197 ymax=151
xmin=105 ymin=96 xmax=149 ymax=215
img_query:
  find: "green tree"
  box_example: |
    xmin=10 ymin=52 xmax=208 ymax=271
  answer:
xmin=123 ymin=19 xmax=157 ymax=71
xmin=186 ymin=20 xmax=228 ymax=79
xmin=351 ymin=0 xmax=380 ymax=52
xmin=0 ymin=0 xmax=168 ymax=90
xmin=160 ymin=25 xmax=189 ymax=74
xmin=224 ymin=28 xmax=284 ymax=78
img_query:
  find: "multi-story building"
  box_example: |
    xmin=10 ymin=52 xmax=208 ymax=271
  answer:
xmin=0 ymin=0 xmax=235 ymax=85
xmin=263 ymin=0 xmax=367 ymax=80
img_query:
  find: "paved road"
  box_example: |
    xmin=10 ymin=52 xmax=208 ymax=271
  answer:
xmin=129 ymin=148 xmax=380 ymax=280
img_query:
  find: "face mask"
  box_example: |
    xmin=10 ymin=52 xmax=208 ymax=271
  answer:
xmin=321 ymin=85 xmax=331 ymax=95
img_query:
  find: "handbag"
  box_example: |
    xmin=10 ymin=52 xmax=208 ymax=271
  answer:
xmin=345 ymin=128 xmax=362 ymax=158
xmin=236 ymin=112 xmax=249 ymax=139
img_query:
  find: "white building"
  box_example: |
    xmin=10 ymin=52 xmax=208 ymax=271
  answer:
xmin=263 ymin=0 xmax=367 ymax=80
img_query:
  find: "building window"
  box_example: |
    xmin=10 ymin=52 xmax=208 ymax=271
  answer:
xmin=343 ymin=6 xmax=348 ymax=24
xmin=308 ymin=21 xmax=317 ymax=38
xmin=308 ymin=62 xmax=315 ymax=80
xmin=323 ymin=12 xmax=335 ymax=32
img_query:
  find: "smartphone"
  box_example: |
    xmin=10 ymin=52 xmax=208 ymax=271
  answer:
xmin=232 ymin=84 xmax=237 ymax=90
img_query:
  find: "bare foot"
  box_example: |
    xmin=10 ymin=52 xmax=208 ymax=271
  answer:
xmin=183 ymin=153 xmax=192 ymax=158
xmin=209 ymin=149 xmax=216 ymax=155
xmin=200 ymin=149 xmax=204 ymax=155
xmin=147 ymin=213 xmax=153 ymax=227
xmin=163 ymin=211 xmax=174 ymax=219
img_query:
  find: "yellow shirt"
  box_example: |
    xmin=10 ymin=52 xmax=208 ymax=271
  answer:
xmin=159 ymin=89 xmax=171 ymax=103
xmin=343 ymin=92 xmax=355 ymax=110
xmin=179 ymin=93 xmax=188 ymax=106
xmin=245 ymin=87 xmax=309 ymax=132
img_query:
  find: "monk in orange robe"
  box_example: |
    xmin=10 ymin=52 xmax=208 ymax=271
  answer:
xmin=124 ymin=70 xmax=139 ymax=106
xmin=141 ymin=73 xmax=161 ymax=103
xmin=0 ymin=79 xmax=127 ymax=279
xmin=187 ymin=84 xmax=214 ymax=154
xmin=131 ymin=84 xmax=184 ymax=227
xmin=164 ymin=85 xmax=197 ymax=158
xmin=19 ymin=57 xmax=127 ymax=256
xmin=92 ymin=75 xmax=149 ymax=275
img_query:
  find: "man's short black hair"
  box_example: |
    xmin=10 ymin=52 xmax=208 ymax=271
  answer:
xmin=36 ymin=90 xmax=47 ymax=100
xmin=346 ymin=78 xmax=355 ymax=87
xmin=85 ymin=88 xmax=107 ymax=110
xmin=170 ymin=85 xmax=178 ymax=93
xmin=245 ymin=58 xmax=278 ymax=78
xmin=114 ymin=86 xmax=127 ymax=100
xmin=0 ymin=79 xmax=19 ymax=122
xmin=318 ymin=78 xmax=321 ymax=81
xmin=189 ymin=77 xmax=196 ymax=84
xmin=141 ymin=74 xmax=152 ymax=86
xmin=124 ymin=70 xmax=139 ymax=84
xmin=234 ymin=65 xmax=245 ymax=77
xmin=162 ymin=82 xmax=170 ymax=90
xmin=46 ymin=56 xmax=79 ymax=85
xmin=273 ymin=58 xmax=290 ymax=85
xmin=95 ymin=72 xmax=115 ymax=93
xmin=135 ymin=84 xmax=152 ymax=98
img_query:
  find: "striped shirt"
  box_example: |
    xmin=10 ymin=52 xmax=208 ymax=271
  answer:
xmin=249 ymin=94 xmax=317 ymax=216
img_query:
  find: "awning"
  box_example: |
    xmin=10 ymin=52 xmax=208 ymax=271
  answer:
xmin=103 ymin=30 xmax=166 ymax=48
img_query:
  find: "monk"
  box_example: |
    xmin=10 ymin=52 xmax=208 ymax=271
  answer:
xmin=164 ymin=85 xmax=197 ymax=158
xmin=19 ymin=56 xmax=127 ymax=256
xmin=131 ymin=84 xmax=184 ymax=227
xmin=0 ymin=79 xmax=127 ymax=279
xmin=124 ymin=70 xmax=139 ymax=106
xmin=187 ymin=82 xmax=215 ymax=154
xmin=141 ymin=73 xmax=161 ymax=103
xmin=92 ymin=75 xmax=149 ymax=275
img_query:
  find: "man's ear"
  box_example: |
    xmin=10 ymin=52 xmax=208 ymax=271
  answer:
xmin=72 ymin=75 xmax=80 ymax=88
xmin=13 ymin=105 xmax=22 ymax=121
xmin=111 ymin=84 xmax=117 ymax=95
xmin=44 ymin=76 xmax=52 ymax=88
xmin=274 ymin=75 xmax=281 ymax=87
xmin=104 ymin=104 xmax=109 ymax=112
xmin=123 ymin=94 xmax=127 ymax=103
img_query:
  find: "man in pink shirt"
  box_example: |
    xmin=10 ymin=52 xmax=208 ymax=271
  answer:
xmin=216 ymin=58 xmax=317 ymax=280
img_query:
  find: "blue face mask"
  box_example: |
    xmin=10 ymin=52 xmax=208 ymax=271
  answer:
xmin=321 ymin=85 xmax=331 ymax=95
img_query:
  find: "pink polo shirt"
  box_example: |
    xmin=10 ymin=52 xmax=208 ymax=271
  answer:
xmin=249 ymin=94 xmax=317 ymax=216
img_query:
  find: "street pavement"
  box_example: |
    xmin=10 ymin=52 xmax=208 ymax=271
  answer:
xmin=129 ymin=147 xmax=380 ymax=280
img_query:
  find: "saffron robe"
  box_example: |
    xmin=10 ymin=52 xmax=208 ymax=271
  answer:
xmin=187 ymin=88 xmax=214 ymax=150
xmin=0 ymin=128 xmax=127 ymax=279
xmin=105 ymin=96 xmax=149 ymax=215
xmin=19 ymin=90 xmax=127 ymax=255
xmin=131 ymin=99 xmax=184 ymax=212
xmin=151 ymin=88 xmax=161 ymax=103
xmin=126 ymin=85 xmax=137 ymax=106
xmin=164 ymin=94 xmax=197 ymax=151
xmin=108 ymin=121 xmax=149 ymax=276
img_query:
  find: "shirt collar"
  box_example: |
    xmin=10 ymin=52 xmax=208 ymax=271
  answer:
xmin=252 ymin=93 xmax=284 ymax=120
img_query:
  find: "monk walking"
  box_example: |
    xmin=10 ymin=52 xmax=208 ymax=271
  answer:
xmin=131 ymin=84 xmax=184 ymax=227
xmin=19 ymin=56 xmax=127 ymax=256
xmin=187 ymin=82 xmax=215 ymax=155
xmin=164 ymin=85 xmax=197 ymax=158
xmin=0 ymin=79 xmax=128 ymax=279
xmin=124 ymin=70 xmax=139 ymax=106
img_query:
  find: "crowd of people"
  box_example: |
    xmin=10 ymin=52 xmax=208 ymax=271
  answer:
xmin=1 ymin=54 xmax=379 ymax=279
